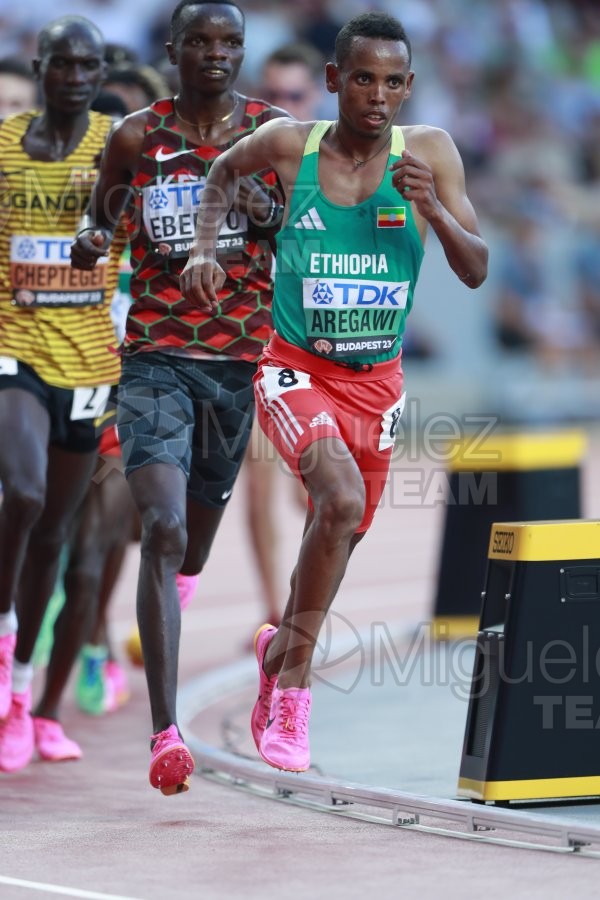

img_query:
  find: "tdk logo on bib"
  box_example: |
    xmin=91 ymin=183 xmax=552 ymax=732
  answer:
xmin=304 ymin=277 xmax=409 ymax=309
xmin=148 ymin=189 xmax=169 ymax=210
xmin=312 ymin=283 xmax=334 ymax=304
xmin=16 ymin=238 xmax=36 ymax=259
xmin=142 ymin=175 xmax=206 ymax=225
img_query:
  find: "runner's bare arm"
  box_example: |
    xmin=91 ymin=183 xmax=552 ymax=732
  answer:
xmin=70 ymin=112 xmax=146 ymax=270
xmin=390 ymin=127 xmax=488 ymax=288
xmin=235 ymin=106 xmax=291 ymax=223
xmin=180 ymin=118 xmax=302 ymax=310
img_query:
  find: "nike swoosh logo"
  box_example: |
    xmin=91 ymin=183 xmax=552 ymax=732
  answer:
xmin=155 ymin=147 xmax=198 ymax=163
xmin=221 ymin=489 xmax=233 ymax=500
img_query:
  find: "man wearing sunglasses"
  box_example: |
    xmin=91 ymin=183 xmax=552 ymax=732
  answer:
xmin=259 ymin=42 xmax=324 ymax=122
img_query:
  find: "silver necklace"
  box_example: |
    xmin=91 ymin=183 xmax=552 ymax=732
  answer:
xmin=335 ymin=125 xmax=392 ymax=168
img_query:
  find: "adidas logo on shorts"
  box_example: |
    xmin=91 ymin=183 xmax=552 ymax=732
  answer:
xmin=309 ymin=411 xmax=335 ymax=428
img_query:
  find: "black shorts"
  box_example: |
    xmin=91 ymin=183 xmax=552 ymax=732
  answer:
xmin=117 ymin=351 xmax=256 ymax=507
xmin=0 ymin=356 xmax=110 ymax=454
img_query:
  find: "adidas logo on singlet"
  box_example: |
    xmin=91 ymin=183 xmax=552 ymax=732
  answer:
xmin=294 ymin=207 xmax=326 ymax=230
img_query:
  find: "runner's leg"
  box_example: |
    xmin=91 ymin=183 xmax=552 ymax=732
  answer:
xmin=0 ymin=390 xmax=50 ymax=617
xmin=127 ymin=463 xmax=188 ymax=734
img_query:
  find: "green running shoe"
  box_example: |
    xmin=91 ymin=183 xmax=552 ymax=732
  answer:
xmin=75 ymin=644 xmax=108 ymax=715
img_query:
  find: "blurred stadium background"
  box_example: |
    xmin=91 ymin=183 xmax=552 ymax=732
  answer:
xmin=2 ymin=0 xmax=600 ymax=423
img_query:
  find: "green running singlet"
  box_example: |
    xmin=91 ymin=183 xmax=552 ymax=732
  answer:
xmin=273 ymin=121 xmax=424 ymax=367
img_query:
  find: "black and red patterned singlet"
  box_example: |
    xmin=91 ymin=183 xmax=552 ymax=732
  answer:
xmin=124 ymin=97 xmax=279 ymax=362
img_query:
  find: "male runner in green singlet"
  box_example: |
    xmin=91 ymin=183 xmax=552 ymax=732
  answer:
xmin=182 ymin=11 xmax=488 ymax=773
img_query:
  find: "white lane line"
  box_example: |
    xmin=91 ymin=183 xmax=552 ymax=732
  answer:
xmin=0 ymin=876 xmax=144 ymax=900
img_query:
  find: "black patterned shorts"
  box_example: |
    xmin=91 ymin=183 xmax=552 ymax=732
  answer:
xmin=117 ymin=352 xmax=256 ymax=507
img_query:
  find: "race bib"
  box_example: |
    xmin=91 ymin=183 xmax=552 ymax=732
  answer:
xmin=71 ymin=385 xmax=111 ymax=421
xmin=141 ymin=175 xmax=248 ymax=260
xmin=379 ymin=393 xmax=406 ymax=451
xmin=0 ymin=356 xmax=18 ymax=375
xmin=11 ymin=235 xmax=107 ymax=307
xmin=302 ymin=276 xmax=409 ymax=359
xmin=260 ymin=365 xmax=311 ymax=400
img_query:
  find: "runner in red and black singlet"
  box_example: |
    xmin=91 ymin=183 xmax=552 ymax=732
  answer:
xmin=70 ymin=0 xmax=288 ymax=796
xmin=124 ymin=96 xmax=277 ymax=360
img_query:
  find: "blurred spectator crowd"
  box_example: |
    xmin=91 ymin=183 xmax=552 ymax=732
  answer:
xmin=2 ymin=0 xmax=600 ymax=376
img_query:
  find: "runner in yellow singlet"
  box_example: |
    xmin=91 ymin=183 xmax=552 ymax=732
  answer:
xmin=0 ymin=16 xmax=124 ymax=774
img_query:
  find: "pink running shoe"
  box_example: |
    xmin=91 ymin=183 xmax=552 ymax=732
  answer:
xmin=0 ymin=632 xmax=16 ymax=720
xmin=33 ymin=717 xmax=82 ymax=761
xmin=250 ymin=624 xmax=278 ymax=750
xmin=176 ymin=573 xmax=199 ymax=612
xmin=0 ymin=688 xmax=34 ymax=773
xmin=104 ymin=660 xmax=130 ymax=713
xmin=149 ymin=724 xmax=195 ymax=795
xmin=259 ymin=684 xmax=312 ymax=772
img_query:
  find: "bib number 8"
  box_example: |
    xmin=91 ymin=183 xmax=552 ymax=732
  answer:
xmin=261 ymin=365 xmax=310 ymax=400
xmin=277 ymin=368 xmax=299 ymax=388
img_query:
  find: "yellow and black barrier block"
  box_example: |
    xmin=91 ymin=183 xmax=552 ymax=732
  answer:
xmin=432 ymin=429 xmax=587 ymax=639
xmin=458 ymin=519 xmax=600 ymax=803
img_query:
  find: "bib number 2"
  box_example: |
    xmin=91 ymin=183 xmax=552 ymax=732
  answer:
xmin=71 ymin=385 xmax=111 ymax=421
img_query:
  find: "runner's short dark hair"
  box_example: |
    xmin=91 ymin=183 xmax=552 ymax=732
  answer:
xmin=170 ymin=0 xmax=245 ymax=41
xmin=335 ymin=12 xmax=411 ymax=67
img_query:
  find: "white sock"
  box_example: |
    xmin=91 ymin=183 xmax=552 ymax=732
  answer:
xmin=0 ymin=607 xmax=18 ymax=637
xmin=12 ymin=660 xmax=33 ymax=695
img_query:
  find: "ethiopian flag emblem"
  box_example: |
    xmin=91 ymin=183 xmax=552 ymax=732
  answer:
xmin=377 ymin=207 xmax=406 ymax=228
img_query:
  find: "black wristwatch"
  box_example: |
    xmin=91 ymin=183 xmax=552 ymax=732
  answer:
xmin=256 ymin=199 xmax=284 ymax=228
